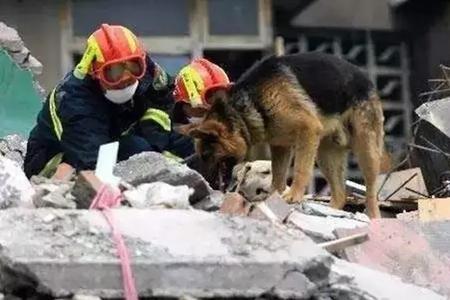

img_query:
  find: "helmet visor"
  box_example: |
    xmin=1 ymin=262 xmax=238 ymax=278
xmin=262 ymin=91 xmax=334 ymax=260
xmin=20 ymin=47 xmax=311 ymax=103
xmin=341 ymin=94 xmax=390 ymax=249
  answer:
xmin=100 ymin=57 xmax=146 ymax=86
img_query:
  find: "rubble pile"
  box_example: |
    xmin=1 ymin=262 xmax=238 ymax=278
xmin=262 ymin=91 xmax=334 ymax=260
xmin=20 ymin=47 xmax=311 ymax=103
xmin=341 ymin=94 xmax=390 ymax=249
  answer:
xmin=0 ymin=22 xmax=45 ymax=97
xmin=0 ymin=149 xmax=448 ymax=299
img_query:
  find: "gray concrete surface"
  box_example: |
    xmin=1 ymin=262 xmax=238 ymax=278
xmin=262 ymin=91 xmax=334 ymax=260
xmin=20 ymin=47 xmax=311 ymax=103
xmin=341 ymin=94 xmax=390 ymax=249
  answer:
xmin=0 ymin=208 xmax=444 ymax=299
xmin=114 ymin=152 xmax=212 ymax=204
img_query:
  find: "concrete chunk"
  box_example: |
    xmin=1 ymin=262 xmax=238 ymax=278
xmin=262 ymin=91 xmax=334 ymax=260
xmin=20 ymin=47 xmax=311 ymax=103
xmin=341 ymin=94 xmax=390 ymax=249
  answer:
xmin=114 ymin=152 xmax=211 ymax=204
xmin=0 ymin=208 xmax=329 ymax=299
xmin=123 ymin=182 xmax=193 ymax=209
xmin=0 ymin=157 xmax=34 ymax=208
xmin=0 ymin=209 xmax=444 ymax=299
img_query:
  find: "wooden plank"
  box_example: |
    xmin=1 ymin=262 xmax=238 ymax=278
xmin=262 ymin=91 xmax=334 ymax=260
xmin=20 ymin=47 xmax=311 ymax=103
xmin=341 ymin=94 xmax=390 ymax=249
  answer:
xmin=418 ymin=198 xmax=450 ymax=222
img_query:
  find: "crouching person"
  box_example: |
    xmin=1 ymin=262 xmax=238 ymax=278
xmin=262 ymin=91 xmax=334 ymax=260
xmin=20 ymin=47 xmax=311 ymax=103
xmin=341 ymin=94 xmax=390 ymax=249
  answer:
xmin=24 ymin=24 xmax=193 ymax=178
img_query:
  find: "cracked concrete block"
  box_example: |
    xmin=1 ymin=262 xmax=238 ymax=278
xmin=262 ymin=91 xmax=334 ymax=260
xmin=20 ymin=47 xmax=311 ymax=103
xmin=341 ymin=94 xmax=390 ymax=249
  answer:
xmin=114 ymin=152 xmax=211 ymax=204
xmin=249 ymin=192 xmax=293 ymax=221
xmin=300 ymin=202 xmax=370 ymax=223
xmin=0 ymin=209 xmax=444 ymax=299
xmin=0 ymin=208 xmax=331 ymax=299
xmin=123 ymin=182 xmax=193 ymax=209
xmin=0 ymin=157 xmax=34 ymax=209
xmin=288 ymin=207 xmax=369 ymax=242
xmin=330 ymin=259 xmax=446 ymax=300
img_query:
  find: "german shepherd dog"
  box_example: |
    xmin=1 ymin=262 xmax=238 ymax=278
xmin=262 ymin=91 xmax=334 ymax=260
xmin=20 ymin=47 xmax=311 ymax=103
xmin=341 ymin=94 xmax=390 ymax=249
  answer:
xmin=178 ymin=52 xmax=386 ymax=218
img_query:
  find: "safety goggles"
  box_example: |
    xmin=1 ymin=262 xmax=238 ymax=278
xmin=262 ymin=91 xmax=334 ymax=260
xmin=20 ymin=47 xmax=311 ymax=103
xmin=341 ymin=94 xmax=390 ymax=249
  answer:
xmin=95 ymin=56 xmax=146 ymax=86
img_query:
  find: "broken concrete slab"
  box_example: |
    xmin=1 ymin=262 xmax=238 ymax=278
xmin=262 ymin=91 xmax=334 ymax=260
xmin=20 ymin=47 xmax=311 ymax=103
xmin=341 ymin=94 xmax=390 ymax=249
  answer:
xmin=330 ymin=259 xmax=445 ymax=300
xmin=288 ymin=202 xmax=369 ymax=242
xmin=0 ymin=209 xmax=444 ymax=299
xmin=0 ymin=208 xmax=328 ymax=299
xmin=249 ymin=192 xmax=293 ymax=222
xmin=114 ymin=152 xmax=211 ymax=204
xmin=336 ymin=219 xmax=450 ymax=297
xmin=0 ymin=156 xmax=34 ymax=209
xmin=123 ymin=182 xmax=193 ymax=209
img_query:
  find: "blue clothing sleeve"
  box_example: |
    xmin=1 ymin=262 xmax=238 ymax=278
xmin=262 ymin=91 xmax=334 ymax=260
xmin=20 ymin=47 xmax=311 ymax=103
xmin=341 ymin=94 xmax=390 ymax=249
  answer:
xmin=56 ymin=84 xmax=112 ymax=170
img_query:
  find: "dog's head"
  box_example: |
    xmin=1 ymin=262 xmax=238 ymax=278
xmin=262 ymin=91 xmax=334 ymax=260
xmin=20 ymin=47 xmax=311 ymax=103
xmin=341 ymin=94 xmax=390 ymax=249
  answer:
xmin=177 ymin=89 xmax=249 ymax=174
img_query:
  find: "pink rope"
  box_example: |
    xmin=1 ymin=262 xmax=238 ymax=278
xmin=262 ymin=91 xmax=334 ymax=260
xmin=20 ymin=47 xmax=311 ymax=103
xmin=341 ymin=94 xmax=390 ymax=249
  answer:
xmin=90 ymin=184 xmax=138 ymax=300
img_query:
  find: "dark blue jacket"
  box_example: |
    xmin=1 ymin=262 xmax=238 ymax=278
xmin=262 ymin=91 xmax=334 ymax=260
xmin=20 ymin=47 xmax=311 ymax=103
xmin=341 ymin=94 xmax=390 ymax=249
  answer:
xmin=24 ymin=55 xmax=186 ymax=177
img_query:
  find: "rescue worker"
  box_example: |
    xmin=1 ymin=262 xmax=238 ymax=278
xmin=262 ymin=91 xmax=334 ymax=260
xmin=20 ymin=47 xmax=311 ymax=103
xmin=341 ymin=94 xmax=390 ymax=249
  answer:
xmin=172 ymin=58 xmax=232 ymax=189
xmin=24 ymin=24 xmax=193 ymax=178
xmin=172 ymin=58 xmax=231 ymax=124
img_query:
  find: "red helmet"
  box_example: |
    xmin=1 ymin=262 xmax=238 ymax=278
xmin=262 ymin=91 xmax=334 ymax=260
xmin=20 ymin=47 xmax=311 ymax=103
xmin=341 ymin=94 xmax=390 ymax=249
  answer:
xmin=173 ymin=58 xmax=230 ymax=108
xmin=74 ymin=24 xmax=147 ymax=86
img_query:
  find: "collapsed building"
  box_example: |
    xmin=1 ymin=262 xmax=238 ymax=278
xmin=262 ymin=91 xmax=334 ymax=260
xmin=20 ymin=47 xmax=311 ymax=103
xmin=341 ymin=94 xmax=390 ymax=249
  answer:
xmin=0 ymin=9 xmax=450 ymax=300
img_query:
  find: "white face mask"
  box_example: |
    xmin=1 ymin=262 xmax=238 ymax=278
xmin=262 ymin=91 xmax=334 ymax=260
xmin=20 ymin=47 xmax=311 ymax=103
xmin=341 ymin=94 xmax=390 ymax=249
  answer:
xmin=104 ymin=81 xmax=139 ymax=104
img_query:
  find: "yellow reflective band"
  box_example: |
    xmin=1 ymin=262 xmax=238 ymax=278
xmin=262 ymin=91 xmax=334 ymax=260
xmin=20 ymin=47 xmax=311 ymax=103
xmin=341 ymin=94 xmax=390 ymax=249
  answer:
xmin=140 ymin=108 xmax=171 ymax=131
xmin=73 ymin=35 xmax=104 ymax=79
xmin=49 ymin=88 xmax=63 ymax=141
xmin=122 ymin=27 xmax=137 ymax=53
xmin=38 ymin=152 xmax=63 ymax=178
xmin=180 ymin=65 xmax=204 ymax=107
xmin=162 ymin=151 xmax=183 ymax=163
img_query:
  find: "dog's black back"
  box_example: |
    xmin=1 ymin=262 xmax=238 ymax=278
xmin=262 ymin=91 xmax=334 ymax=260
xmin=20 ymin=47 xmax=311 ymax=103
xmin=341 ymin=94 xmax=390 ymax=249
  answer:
xmin=232 ymin=52 xmax=374 ymax=114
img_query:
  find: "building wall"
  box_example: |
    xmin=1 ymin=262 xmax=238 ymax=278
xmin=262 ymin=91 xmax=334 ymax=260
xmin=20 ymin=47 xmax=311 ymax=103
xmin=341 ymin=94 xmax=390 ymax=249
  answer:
xmin=0 ymin=0 xmax=65 ymax=92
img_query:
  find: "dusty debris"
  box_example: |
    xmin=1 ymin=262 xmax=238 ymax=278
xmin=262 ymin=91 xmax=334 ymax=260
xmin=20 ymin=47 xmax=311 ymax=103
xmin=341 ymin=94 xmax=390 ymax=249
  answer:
xmin=123 ymin=182 xmax=193 ymax=209
xmin=0 ymin=156 xmax=35 ymax=209
xmin=335 ymin=219 xmax=450 ymax=297
xmin=31 ymin=176 xmax=76 ymax=209
xmin=249 ymin=192 xmax=293 ymax=222
xmin=0 ymin=134 xmax=27 ymax=167
xmin=114 ymin=152 xmax=211 ymax=204
xmin=287 ymin=202 xmax=370 ymax=242
xmin=72 ymin=295 xmax=101 ymax=300
xmin=0 ymin=208 xmax=444 ymax=300
xmin=0 ymin=22 xmax=44 ymax=96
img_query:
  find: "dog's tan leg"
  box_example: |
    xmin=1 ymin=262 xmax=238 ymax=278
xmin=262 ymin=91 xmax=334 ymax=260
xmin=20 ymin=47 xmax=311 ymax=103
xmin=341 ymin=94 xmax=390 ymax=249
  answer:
xmin=317 ymin=139 xmax=348 ymax=209
xmin=351 ymin=98 xmax=384 ymax=218
xmin=283 ymin=124 xmax=322 ymax=203
xmin=270 ymin=145 xmax=292 ymax=193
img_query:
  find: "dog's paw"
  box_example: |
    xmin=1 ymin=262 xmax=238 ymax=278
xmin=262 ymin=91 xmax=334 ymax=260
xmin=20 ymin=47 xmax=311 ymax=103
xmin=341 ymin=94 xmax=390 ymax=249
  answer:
xmin=281 ymin=187 xmax=304 ymax=204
